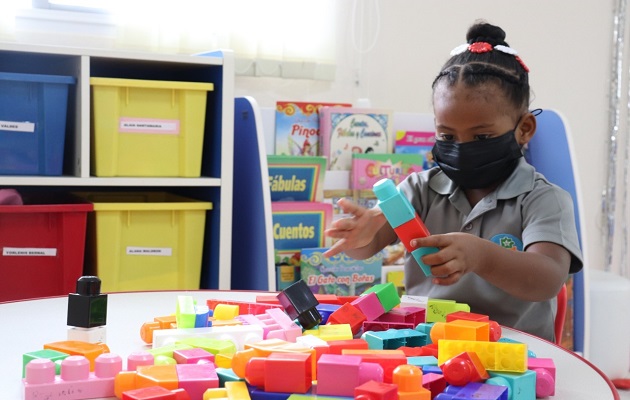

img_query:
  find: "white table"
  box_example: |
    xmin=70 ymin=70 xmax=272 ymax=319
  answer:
xmin=1 ymin=290 xmax=620 ymax=399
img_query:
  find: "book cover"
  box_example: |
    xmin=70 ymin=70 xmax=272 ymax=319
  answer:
xmin=351 ymin=153 xmax=424 ymax=190
xmin=300 ymin=247 xmax=383 ymax=296
xmin=320 ymin=107 xmax=394 ymax=171
xmin=267 ymin=155 xmax=327 ymax=202
xmin=271 ymin=201 xmax=333 ymax=266
xmin=274 ymin=101 xmax=351 ymax=156
xmin=395 ymin=130 xmax=437 ymax=170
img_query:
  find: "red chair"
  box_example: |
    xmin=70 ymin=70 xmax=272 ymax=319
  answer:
xmin=555 ymin=283 xmax=568 ymax=346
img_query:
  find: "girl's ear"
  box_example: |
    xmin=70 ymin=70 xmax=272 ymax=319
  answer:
xmin=516 ymin=112 xmax=537 ymax=146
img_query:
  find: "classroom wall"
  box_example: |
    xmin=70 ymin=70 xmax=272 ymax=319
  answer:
xmin=234 ymin=1 xmax=612 ymax=274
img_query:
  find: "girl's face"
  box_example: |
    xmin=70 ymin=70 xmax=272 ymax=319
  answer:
xmin=433 ymin=81 xmax=524 ymax=145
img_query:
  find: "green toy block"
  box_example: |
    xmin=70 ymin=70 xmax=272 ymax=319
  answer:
xmin=426 ymin=298 xmax=470 ymax=322
xmin=177 ymin=337 xmax=236 ymax=356
xmin=22 ymin=349 xmax=68 ymax=377
xmin=362 ymin=282 xmax=400 ymax=312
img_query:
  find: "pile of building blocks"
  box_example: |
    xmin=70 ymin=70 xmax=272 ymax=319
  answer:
xmin=22 ymin=279 xmax=558 ymax=400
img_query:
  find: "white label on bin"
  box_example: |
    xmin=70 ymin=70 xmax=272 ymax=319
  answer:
xmin=3 ymin=247 xmax=57 ymax=256
xmin=126 ymin=247 xmax=172 ymax=256
xmin=119 ymin=118 xmax=180 ymax=135
xmin=0 ymin=120 xmax=35 ymax=133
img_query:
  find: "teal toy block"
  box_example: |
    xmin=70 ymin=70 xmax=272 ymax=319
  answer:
xmin=362 ymin=282 xmax=400 ymax=312
xmin=407 ymin=355 xmax=438 ymax=368
xmin=373 ymin=178 xmax=417 ymax=228
xmin=362 ymin=328 xmax=427 ymax=350
xmin=487 ymin=370 xmax=537 ymax=400
xmin=415 ymin=322 xmax=435 ymax=344
xmin=216 ymin=367 xmax=243 ymax=387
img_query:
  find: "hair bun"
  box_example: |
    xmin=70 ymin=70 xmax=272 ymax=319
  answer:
xmin=466 ymin=22 xmax=507 ymax=46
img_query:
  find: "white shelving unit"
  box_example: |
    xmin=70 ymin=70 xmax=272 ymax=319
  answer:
xmin=0 ymin=42 xmax=234 ymax=290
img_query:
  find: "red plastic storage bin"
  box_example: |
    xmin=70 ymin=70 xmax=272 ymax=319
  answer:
xmin=0 ymin=194 xmax=92 ymax=302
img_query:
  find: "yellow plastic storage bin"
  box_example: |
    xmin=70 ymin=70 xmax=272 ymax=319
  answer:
xmin=79 ymin=192 xmax=212 ymax=292
xmin=90 ymin=77 xmax=214 ymax=177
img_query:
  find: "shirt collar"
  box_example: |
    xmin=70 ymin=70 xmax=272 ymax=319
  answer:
xmin=428 ymin=158 xmax=536 ymax=199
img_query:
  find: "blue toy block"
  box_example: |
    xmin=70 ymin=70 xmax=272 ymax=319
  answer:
xmin=422 ymin=365 xmax=443 ymax=375
xmin=316 ymin=303 xmax=341 ymax=325
xmin=435 ymin=382 xmax=508 ymax=400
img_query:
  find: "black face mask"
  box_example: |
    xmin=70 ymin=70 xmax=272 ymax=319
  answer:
xmin=431 ymin=130 xmax=523 ymax=189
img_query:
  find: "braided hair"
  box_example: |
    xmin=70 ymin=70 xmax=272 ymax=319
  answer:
xmin=432 ymin=22 xmax=530 ymax=112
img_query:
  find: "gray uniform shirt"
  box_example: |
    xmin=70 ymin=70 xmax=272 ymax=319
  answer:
xmin=399 ymin=158 xmax=584 ymax=342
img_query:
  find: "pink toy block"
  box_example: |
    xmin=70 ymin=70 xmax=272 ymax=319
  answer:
xmin=127 ymin=352 xmax=155 ymax=371
xmin=422 ymin=372 xmax=447 ymax=398
xmin=24 ymin=353 xmax=123 ymax=400
xmin=122 ymin=386 xmax=190 ymax=400
xmin=375 ymin=306 xmax=426 ymax=326
xmin=316 ymin=353 xmax=384 ymax=396
xmin=173 ymin=348 xmax=215 ymax=364
xmin=354 ymin=380 xmax=398 ymax=400
xmin=237 ymin=308 xmax=302 ymax=342
xmin=351 ymin=292 xmax=386 ymax=321
xmin=527 ymin=357 xmax=556 ymax=397
xmin=207 ymin=298 xmax=284 ymax=315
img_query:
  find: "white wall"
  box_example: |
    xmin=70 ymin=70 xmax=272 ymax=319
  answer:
xmin=235 ymin=0 xmax=612 ymax=274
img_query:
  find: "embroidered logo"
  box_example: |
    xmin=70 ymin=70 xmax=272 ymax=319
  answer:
xmin=490 ymin=234 xmax=523 ymax=251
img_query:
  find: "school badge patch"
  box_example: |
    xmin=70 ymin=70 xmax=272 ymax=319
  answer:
xmin=490 ymin=234 xmax=523 ymax=251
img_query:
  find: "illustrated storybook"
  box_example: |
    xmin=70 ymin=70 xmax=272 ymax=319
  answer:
xmin=319 ymin=107 xmax=394 ymax=171
xmin=351 ymin=153 xmax=424 ymax=190
xmin=300 ymin=247 xmax=383 ymax=296
xmin=274 ymin=101 xmax=351 ymax=156
xmin=267 ymin=155 xmax=327 ymax=202
xmin=395 ymin=130 xmax=437 ymax=170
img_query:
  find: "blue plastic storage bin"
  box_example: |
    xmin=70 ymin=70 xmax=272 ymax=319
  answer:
xmin=0 ymin=72 xmax=76 ymax=176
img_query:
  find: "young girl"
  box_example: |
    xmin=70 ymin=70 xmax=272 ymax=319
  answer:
xmin=324 ymin=21 xmax=583 ymax=342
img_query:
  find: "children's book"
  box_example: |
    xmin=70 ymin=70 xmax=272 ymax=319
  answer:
xmin=395 ymin=130 xmax=437 ymax=170
xmin=271 ymin=201 xmax=333 ymax=267
xmin=320 ymin=107 xmax=394 ymax=171
xmin=351 ymin=153 xmax=424 ymax=190
xmin=274 ymin=101 xmax=351 ymax=156
xmin=300 ymin=247 xmax=383 ymax=296
xmin=267 ymin=155 xmax=327 ymax=202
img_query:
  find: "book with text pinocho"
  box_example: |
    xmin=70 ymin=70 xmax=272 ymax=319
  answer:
xmin=320 ymin=107 xmax=394 ymax=171
xmin=271 ymin=201 xmax=333 ymax=268
xmin=267 ymin=155 xmax=327 ymax=202
xmin=300 ymin=248 xmax=383 ymax=296
xmin=275 ymin=101 xmax=351 ymax=156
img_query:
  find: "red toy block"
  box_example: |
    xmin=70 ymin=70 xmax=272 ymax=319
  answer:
xmin=354 ymin=380 xmax=398 ymax=400
xmin=363 ymin=321 xmax=415 ymax=333
xmin=488 ymin=320 xmax=502 ymax=342
xmin=255 ymin=295 xmax=282 ymax=305
xmin=327 ymin=338 xmax=369 ymax=354
xmin=527 ymin=357 xmax=556 ymax=397
xmin=122 ymin=386 xmax=190 ymax=400
xmin=326 ymin=302 xmax=367 ymax=335
xmin=445 ymin=311 xmax=490 ymax=323
xmin=375 ymin=306 xmax=426 ymax=326
xmin=245 ymin=352 xmax=312 ymax=393
xmin=351 ymin=292 xmax=386 ymax=321
xmin=206 ymin=299 xmax=283 ymax=316
xmin=394 ymin=214 xmax=431 ymax=253
xmin=440 ymin=351 xmax=490 ymax=386
xmin=422 ymin=372 xmax=447 ymax=399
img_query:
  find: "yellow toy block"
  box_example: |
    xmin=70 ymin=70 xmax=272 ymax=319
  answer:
xmin=315 ymin=324 xmax=353 ymax=341
xmin=215 ymin=353 xmax=233 ymax=369
xmin=426 ymin=298 xmax=470 ymax=322
xmin=437 ymin=339 xmax=527 ymax=373
xmin=442 ymin=320 xmax=490 ymax=341
xmin=214 ymin=304 xmax=240 ymax=320
xmin=204 ymin=388 xmax=228 ymax=400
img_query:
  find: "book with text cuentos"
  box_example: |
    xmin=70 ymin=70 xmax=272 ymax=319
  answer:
xmin=274 ymin=101 xmax=351 ymax=157
xmin=351 ymin=153 xmax=424 ymax=190
xmin=319 ymin=106 xmax=394 ymax=171
xmin=271 ymin=201 xmax=333 ymax=267
xmin=267 ymin=155 xmax=327 ymax=202
xmin=300 ymin=247 xmax=383 ymax=296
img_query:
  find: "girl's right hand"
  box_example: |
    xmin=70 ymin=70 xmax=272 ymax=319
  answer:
xmin=323 ymin=198 xmax=387 ymax=258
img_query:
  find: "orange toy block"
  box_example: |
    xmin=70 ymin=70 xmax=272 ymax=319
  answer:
xmin=43 ymin=340 xmax=110 ymax=371
xmin=443 ymin=320 xmax=491 ymax=341
xmin=440 ymin=351 xmax=490 ymax=386
xmin=393 ymin=364 xmax=431 ymax=400
xmin=245 ymin=352 xmax=312 ymax=394
xmin=445 ymin=311 xmax=489 ymax=323
xmin=231 ymin=339 xmax=316 ymax=379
